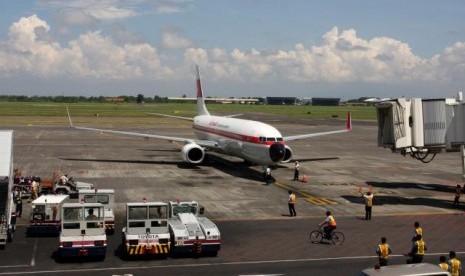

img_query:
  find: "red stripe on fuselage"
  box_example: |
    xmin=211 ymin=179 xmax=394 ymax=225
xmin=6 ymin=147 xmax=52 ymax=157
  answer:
xmin=193 ymin=124 xmax=284 ymax=146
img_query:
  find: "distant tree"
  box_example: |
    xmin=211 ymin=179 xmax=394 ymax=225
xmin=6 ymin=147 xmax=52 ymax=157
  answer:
xmin=136 ymin=94 xmax=144 ymax=104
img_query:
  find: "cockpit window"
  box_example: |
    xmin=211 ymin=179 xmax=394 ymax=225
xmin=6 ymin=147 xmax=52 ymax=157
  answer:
xmin=259 ymin=137 xmax=265 ymax=142
xmin=276 ymin=137 xmax=283 ymax=141
xmin=266 ymin=137 xmax=276 ymax=142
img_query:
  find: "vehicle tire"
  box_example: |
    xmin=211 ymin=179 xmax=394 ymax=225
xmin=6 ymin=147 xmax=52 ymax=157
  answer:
xmin=310 ymin=230 xmax=323 ymax=243
xmin=7 ymin=229 xmax=13 ymax=242
xmin=331 ymin=232 xmax=345 ymax=245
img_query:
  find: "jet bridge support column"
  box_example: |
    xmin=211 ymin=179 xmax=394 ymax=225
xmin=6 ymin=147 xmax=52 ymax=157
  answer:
xmin=461 ymin=145 xmax=465 ymax=180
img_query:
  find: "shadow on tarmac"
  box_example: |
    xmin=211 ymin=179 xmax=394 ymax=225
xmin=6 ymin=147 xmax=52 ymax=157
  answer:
xmin=366 ymin=181 xmax=456 ymax=193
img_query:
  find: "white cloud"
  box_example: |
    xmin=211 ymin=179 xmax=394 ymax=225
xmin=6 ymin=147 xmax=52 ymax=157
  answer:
xmin=1 ymin=14 xmax=465 ymax=96
xmin=161 ymin=31 xmax=193 ymax=49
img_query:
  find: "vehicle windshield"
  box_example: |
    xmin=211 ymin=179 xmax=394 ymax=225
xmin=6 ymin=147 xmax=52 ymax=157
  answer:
xmin=172 ymin=205 xmax=197 ymax=216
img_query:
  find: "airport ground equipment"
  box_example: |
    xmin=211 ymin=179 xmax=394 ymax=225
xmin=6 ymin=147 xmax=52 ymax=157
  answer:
xmin=0 ymin=131 xmax=16 ymax=248
xmin=58 ymin=202 xmax=106 ymax=260
xmin=376 ymin=95 xmax=465 ymax=177
xmin=121 ymin=201 xmax=171 ymax=258
xmin=168 ymin=200 xmax=221 ymax=256
xmin=78 ymin=189 xmax=115 ymax=235
xmin=27 ymin=194 xmax=69 ymax=237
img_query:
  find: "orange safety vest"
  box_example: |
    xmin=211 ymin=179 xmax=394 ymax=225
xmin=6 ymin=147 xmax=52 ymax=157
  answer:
xmin=439 ymin=262 xmax=449 ymax=271
xmin=450 ymin=258 xmax=461 ymax=276
xmin=289 ymin=194 xmax=296 ymax=204
xmin=415 ymin=240 xmax=425 ymax=255
xmin=328 ymin=215 xmax=336 ymax=227
xmin=378 ymin=243 xmax=390 ymax=259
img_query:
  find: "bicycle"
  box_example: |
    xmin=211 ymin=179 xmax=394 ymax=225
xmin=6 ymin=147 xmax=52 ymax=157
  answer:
xmin=310 ymin=226 xmax=345 ymax=245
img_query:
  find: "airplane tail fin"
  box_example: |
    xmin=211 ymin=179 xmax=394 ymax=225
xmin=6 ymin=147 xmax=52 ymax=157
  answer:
xmin=196 ymin=65 xmax=210 ymax=116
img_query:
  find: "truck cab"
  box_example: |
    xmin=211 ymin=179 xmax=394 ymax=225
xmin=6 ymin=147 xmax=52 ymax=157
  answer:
xmin=27 ymin=194 xmax=69 ymax=236
xmin=58 ymin=203 xmax=106 ymax=261
xmin=121 ymin=201 xmax=170 ymax=258
xmin=0 ymin=130 xmax=16 ymax=249
xmin=78 ymin=189 xmax=115 ymax=235
xmin=168 ymin=201 xmax=221 ymax=257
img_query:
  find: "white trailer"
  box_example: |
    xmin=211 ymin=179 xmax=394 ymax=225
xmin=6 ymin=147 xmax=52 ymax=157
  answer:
xmin=0 ymin=131 xmax=16 ymax=248
xmin=121 ymin=201 xmax=170 ymax=258
xmin=78 ymin=189 xmax=115 ymax=235
xmin=26 ymin=194 xmax=69 ymax=236
xmin=58 ymin=203 xmax=106 ymax=260
xmin=168 ymin=201 xmax=221 ymax=257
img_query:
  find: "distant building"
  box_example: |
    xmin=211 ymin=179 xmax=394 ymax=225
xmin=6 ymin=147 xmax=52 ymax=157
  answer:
xmin=265 ymin=97 xmax=297 ymax=105
xmin=311 ymin=98 xmax=340 ymax=106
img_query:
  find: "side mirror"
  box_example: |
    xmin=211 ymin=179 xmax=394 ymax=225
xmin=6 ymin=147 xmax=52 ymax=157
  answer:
xmin=199 ymin=206 xmax=205 ymax=215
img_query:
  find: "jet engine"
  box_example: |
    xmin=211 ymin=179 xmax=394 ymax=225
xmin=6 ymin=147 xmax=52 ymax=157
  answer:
xmin=281 ymin=145 xmax=293 ymax=163
xmin=181 ymin=143 xmax=205 ymax=164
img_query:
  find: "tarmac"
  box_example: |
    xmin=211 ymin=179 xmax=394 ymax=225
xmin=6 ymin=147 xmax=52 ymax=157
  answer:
xmin=1 ymin=115 xmax=465 ymax=275
xmin=4 ymin=115 xmax=464 ymax=221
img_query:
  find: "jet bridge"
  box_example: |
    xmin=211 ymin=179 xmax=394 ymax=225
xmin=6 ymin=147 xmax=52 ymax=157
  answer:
xmin=376 ymin=95 xmax=465 ymax=177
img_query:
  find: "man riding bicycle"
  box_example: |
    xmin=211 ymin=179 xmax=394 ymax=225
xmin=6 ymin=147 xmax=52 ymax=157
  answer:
xmin=319 ymin=211 xmax=337 ymax=239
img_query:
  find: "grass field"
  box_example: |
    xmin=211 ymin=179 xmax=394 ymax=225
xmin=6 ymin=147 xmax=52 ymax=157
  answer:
xmin=0 ymin=102 xmax=376 ymax=126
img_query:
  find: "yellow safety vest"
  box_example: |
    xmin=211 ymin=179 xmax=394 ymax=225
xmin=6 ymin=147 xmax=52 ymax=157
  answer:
xmin=378 ymin=243 xmax=389 ymax=259
xmin=439 ymin=263 xmax=449 ymax=271
xmin=450 ymin=258 xmax=461 ymax=276
xmin=290 ymin=194 xmax=295 ymax=204
xmin=415 ymin=240 xmax=425 ymax=255
xmin=366 ymin=196 xmax=372 ymax=207
xmin=415 ymin=227 xmax=423 ymax=236
xmin=328 ymin=215 xmax=336 ymax=227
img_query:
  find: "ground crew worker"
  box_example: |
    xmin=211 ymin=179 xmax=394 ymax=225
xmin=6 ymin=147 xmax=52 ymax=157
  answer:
xmin=412 ymin=221 xmax=423 ymax=242
xmin=15 ymin=195 xmax=22 ymax=218
xmin=86 ymin=208 xmax=98 ymax=220
xmin=288 ymin=190 xmax=296 ymax=217
xmin=448 ymin=251 xmax=462 ymax=276
xmin=376 ymin=237 xmax=392 ymax=266
xmin=319 ymin=211 xmax=337 ymax=239
xmin=359 ymin=186 xmax=374 ymax=220
xmin=409 ymin=235 xmax=426 ymax=263
xmin=264 ymin=167 xmax=271 ymax=185
xmin=293 ymin=161 xmax=300 ymax=181
xmin=439 ymin=255 xmax=449 ymax=272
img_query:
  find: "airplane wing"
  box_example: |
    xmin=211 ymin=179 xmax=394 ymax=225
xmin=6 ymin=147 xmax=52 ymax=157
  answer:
xmin=283 ymin=112 xmax=352 ymax=141
xmin=67 ymin=108 xmax=218 ymax=148
xmin=147 ymin=112 xmax=242 ymax=119
xmin=147 ymin=112 xmax=193 ymax=121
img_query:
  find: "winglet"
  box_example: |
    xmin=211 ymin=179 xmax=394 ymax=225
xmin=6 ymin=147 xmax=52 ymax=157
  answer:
xmin=346 ymin=111 xmax=352 ymax=131
xmin=66 ymin=106 xmax=74 ymax=128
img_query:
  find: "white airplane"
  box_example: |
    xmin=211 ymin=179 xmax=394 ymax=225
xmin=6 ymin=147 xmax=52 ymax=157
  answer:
xmin=68 ymin=66 xmax=351 ymax=167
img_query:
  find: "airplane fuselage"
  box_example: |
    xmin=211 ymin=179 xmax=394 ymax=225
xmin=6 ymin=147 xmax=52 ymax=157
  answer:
xmin=193 ymin=115 xmax=286 ymax=166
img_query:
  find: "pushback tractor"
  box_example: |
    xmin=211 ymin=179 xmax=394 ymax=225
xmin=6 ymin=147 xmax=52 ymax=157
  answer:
xmin=168 ymin=201 xmax=221 ymax=257
xmin=78 ymin=189 xmax=115 ymax=235
xmin=121 ymin=200 xmax=171 ymax=259
xmin=58 ymin=203 xmax=106 ymax=261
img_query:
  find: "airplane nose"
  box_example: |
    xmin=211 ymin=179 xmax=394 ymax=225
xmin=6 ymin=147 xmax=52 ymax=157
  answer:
xmin=269 ymin=143 xmax=285 ymax=163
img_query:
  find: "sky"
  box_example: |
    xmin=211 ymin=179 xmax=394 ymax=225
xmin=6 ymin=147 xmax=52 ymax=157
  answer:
xmin=0 ymin=0 xmax=464 ymax=100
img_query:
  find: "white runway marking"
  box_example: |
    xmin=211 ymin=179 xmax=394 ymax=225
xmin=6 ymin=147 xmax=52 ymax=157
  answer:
xmin=30 ymin=239 xmax=38 ymax=267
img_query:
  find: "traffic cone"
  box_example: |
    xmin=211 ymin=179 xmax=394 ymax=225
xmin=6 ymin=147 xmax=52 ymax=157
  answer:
xmin=301 ymin=175 xmax=307 ymax=183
